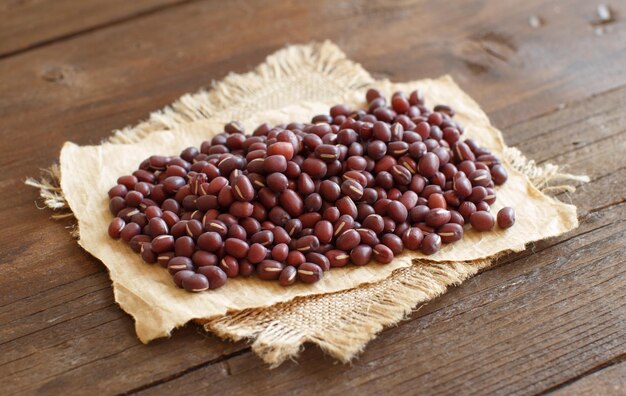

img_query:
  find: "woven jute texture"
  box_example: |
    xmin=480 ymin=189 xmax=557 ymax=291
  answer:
xmin=27 ymin=41 xmax=587 ymax=367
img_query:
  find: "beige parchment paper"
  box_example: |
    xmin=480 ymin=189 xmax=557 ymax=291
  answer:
xmin=59 ymin=74 xmax=578 ymax=343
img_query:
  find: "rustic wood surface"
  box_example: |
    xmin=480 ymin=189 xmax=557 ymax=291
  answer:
xmin=1 ymin=0 xmax=624 ymax=394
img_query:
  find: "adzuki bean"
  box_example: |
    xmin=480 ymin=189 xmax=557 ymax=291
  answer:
xmin=107 ymin=89 xmax=513 ymax=291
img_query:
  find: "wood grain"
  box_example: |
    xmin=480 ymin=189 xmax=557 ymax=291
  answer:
xmin=137 ymin=203 xmax=626 ymax=395
xmin=0 ymin=0 xmax=625 ymax=394
xmin=0 ymin=0 xmax=188 ymax=57
xmin=550 ymin=360 xmax=626 ymax=395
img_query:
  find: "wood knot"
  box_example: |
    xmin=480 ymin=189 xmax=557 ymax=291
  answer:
xmin=453 ymin=31 xmax=517 ymax=75
xmin=41 ymin=65 xmax=79 ymax=84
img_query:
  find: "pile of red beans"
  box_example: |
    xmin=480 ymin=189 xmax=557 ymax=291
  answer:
xmin=107 ymin=88 xmax=515 ymax=292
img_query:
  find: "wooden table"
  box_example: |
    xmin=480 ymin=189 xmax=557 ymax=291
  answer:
xmin=1 ymin=1 xmax=624 ymax=394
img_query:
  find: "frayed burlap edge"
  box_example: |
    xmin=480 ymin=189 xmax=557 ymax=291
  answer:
xmin=25 ymin=41 xmax=589 ymax=367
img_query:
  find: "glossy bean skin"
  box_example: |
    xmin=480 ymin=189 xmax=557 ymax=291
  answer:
xmin=372 ymin=244 xmax=394 ymax=264
xmin=350 ymin=245 xmax=372 ymax=266
xmin=470 ymin=211 xmax=495 ymax=231
xmin=497 ymin=207 xmax=515 ymax=229
xmin=297 ymin=262 xmax=323 ymax=283
xmin=107 ymin=89 xmax=512 ymax=292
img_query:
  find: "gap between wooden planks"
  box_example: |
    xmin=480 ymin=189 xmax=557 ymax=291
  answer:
xmin=2 ymin=77 xmax=624 ymax=396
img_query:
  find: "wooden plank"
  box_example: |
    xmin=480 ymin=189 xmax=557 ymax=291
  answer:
xmin=0 ymin=0 xmax=187 ymax=57
xmin=3 ymin=89 xmax=621 ymax=392
xmin=0 ymin=0 xmax=624 ymax=393
xmin=133 ymin=76 xmax=626 ymax=394
xmin=136 ymin=202 xmax=626 ymax=395
xmin=2 ymin=0 xmax=626 ymax=186
xmin=550 ymin=360 xmax=626 ymax=396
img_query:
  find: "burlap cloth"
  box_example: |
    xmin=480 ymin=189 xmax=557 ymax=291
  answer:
xmin=27 ymin=42 xmax=588 ymax=367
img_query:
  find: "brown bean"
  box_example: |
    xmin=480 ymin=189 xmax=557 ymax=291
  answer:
xmin=341 ymin=179 xmax=364 ymax=200
xmin=219 ymin=255 xmax=240 ymax=277
xmin=417 ymin=152 xmax=440 ymax=178
xmin=325 ymin=249 xmax=350 ymax=267
xmin=372 ymin=244 xmax=394 ymax=264
xmin=470 ymin=211 xmax=495 ymax=231
xmin=387 ymin=201 xmax=408 ymax=223
xmin=437 ymin=223 xmax=464 ymax=243
xmin=224 ymin=238 xmax=249 ymax=259
xmin=257 ymin=260 xmax=284 ymax=280
xmin=402 ymin=227 xmax=424 ymax=250
xmin=425 ymin=208 xmax=451 ymax=227
xmin=297 ymin=262 xmax=323 ymax=283
xmin=421 ymin=233 xmax=442 ymax=255
xmin=279 ymin=266 xmax=298 ymax=286
xmin=350 ymin=245 xmax=372 ymax=266
xmin=497 ymin=207 xmax=515 ymax=229
xmin=336 ymin=229 xmax=361 ymax=251
xmin=233 ymin=175 xmax=255 ymax=201
xmin=279 ymin=189 xmax=304 ymax=217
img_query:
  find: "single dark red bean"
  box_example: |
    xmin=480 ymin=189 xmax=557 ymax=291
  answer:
xmin=286 ymin=250 xmax=306 ymax=267
xmin=157 ymin=251 xmax=175 ymax=268
xmin=150 ymin=235 xmax=174 ymax=254
xmin=295 ymin=235 xmax=320 ymax=253
xmin=140 ymin=243 xmax=157 ymax=263
xmin=108 ymin=217 xmax=125 ymax=238
xmin=421 ymin=233 xmax=442 ymax=255
xmin=336 ymin=229 xmax=361 ymax=251
xmin=470 ymin=211 xmax=495 ymax=231
xmin=232 ymin=175 xmax=255 ymax=201
xmin=251 ymin=229 xmax=274 ymax=246
xmin=175 ymin=236 xmax=195 ymax=257
xmin=497 ymin=207 xmax=515 ymax=229
xmin=257 ymin=260 xmax=284 ymax=280
xmin=362 ymin=214 xmax=384 ymax=234
xmin=168 ymin=256 xmax=193 ymax=275
xmin=301 ymin=158 xmax=327 ymax=179
xmin=192 ymin=250 xmax=218 ymax=267
xmin=402 ymin=227 xmax=424 ymax=250
xmin=491 ymin=164 xmax=508 ymax=185
xmin=219 ymin=255 xmax=240 ymax=277
xmin=279 ymin=266 xmax=298 ymax=286
xmin=267 ymin=141 xmax=294 ymax=160
xmin=272 ymin=243 xmax=290 ymax=262
xmin=182 ymin=273 xmax=210 ymax=292
xmin=341 ymin=179 xmax=364 ymax=200
xmin=356 ymin=228 xmax=379 ymax=246
xmin=278 ymin=189 xmax=303 ymax=217
xmin=314 ymin=220 xmax=333 ymax=243
xmin=120 ymin=222 xmax=141 ymax=242
xmin=427 ymin=193 xmax=447 ymax=210
xmin=324 ymin=250 xmax=349 ymax=267
xmin=418 ymin=152 xmax=440 ymax=178
xmin=437 ymin=223 xmax=464 ymax=243
xmin=372 ymin=244 xmax=394 ymax=264
xmin=297 ymin=262 xmax=323 ymax=283
xmin=388 ymin=201 xmax=408 ymax=223
xmin=350 ymin=245 xmax=372 ymax=266
xmin=425 ymin=208 xmax=451 ymax=227
xmin=197 ymin=232 xmax=222 ymax=252
xmin=223 ymin=238 xmax=249 ymax=259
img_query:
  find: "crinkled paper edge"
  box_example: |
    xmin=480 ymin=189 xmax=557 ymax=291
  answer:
xmin=25 ymin=41 xmax=589 ymax=367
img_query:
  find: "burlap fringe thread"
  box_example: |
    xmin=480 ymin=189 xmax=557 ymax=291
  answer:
xmin=25 ymin=41 xmax=589 ymax=367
